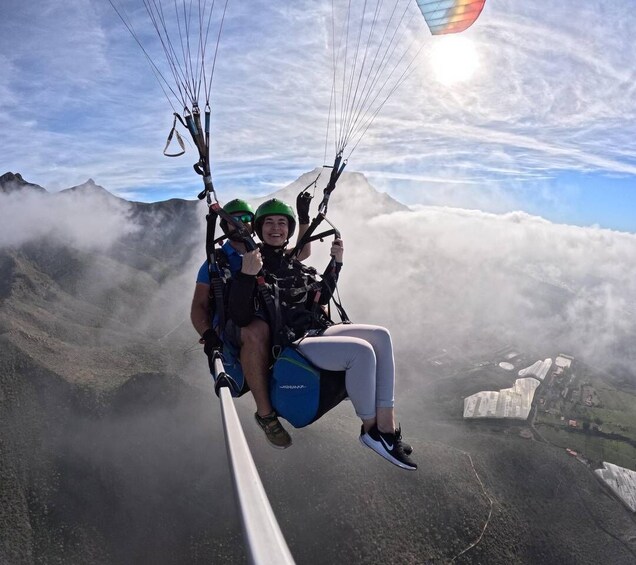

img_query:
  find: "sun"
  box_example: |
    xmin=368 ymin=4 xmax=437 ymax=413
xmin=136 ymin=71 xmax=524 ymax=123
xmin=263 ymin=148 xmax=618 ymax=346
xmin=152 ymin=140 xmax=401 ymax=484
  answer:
xmin=429 ymin=36 xmax=480 ymax=85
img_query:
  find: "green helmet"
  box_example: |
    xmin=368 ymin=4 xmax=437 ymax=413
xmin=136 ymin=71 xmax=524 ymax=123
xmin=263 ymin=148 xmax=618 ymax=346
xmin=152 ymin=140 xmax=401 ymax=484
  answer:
xmin=254 ymin=198 xmax=296 ymax=241
xmin=220 ymin=198 xmax=255 ymax=236
xmin=223 ymin=198 xmax=254 ymax=218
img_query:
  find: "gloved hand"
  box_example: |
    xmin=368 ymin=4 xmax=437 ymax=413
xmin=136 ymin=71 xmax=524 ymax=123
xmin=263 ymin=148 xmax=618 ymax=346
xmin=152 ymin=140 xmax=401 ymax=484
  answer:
xmin=296 ymin=191 xmax=312 ymax=225
xmin=200 ymin=328 xmax=222 ymax=358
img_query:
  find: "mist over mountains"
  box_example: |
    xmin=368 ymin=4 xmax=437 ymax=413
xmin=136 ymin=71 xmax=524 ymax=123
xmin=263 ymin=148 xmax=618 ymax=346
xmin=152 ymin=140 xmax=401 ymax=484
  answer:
xmin=277 ymin=170 xmax=636 ymax=385
xmin=1 ymin=171 xmax=635 ymax=564
xmin=3 ymin=168 xmax=635 ymax=379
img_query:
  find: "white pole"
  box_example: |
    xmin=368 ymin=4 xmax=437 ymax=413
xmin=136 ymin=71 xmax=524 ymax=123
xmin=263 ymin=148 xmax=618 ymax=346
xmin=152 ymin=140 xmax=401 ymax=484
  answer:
xmin=218 ymin=385 xmax=295 ymax=565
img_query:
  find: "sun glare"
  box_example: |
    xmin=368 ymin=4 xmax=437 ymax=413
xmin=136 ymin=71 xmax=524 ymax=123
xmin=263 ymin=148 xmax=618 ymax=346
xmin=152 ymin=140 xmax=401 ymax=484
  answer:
xmin=429 ymin=36 xmax=480 ymax=85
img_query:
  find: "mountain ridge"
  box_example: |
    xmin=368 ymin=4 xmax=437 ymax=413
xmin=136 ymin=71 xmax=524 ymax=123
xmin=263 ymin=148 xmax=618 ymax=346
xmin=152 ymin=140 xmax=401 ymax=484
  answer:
xmin=1 ymin=169 xmax=408 ymax=213
xmin=0 ymin=172 xmax=46 ymax=194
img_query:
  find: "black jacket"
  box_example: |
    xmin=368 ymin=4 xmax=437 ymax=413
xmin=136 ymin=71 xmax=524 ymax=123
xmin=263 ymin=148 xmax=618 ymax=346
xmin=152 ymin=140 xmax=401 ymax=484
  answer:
xmin=228 ymin=244 xmax=342 ymax=343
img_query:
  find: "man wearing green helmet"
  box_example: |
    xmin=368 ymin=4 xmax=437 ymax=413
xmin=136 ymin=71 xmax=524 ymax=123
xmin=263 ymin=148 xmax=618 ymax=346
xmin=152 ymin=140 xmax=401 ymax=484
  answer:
xmin=190 ymin=196 xmax=312 ymax=449
xmin=229 ymin=198 xmax=417 ymax=471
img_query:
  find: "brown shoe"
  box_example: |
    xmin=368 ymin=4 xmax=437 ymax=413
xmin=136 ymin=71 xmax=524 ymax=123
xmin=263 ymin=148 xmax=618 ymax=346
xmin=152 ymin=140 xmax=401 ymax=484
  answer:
xmin=255 ymin=412 xmax=292 ymax=449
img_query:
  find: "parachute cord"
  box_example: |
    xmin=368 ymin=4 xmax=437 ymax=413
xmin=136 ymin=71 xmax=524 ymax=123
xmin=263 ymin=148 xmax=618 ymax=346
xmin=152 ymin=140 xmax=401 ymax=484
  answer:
xmin=298 ymin=171 xmax=321 ymax=202
xmin=143 ymin=0 xmax=192 ymax=107
xmin=328 ymin=0 xmax=340 ymax=159
xmin=205 ymin=0 xmax=230 ymax=105
xmin=175 ymin=0 xmax=198 ymax=102
xmin=346 ymin=38 xmax=425 ymax=159
xmin=332 ymin=0 xmax=377 ymax=154
xmin=338 ymin=0 xmax=382 ymax=152
xmin=197 ymin=0 xmax=217 ymax=103
xmin=328 ymin=0 xmax=423 ymax=156
xmin=170 ymin=0 xmax=197 ymax=103
xmin=144 ymin=1 xmax=185 ymax=102
xmin=326 ymin=0 xmax=425 ymax=158
xmin=108 ymin=0 xmax=183 ymax=112
xmin=336 ymin=0 xmax=353 ymax=153
xmin=194 ymin=0 xmax=205 ymax=102
xmin=324 ymin=0 xmax=338 ymax=169
xmin=341 ymin=1 xmax=414 ymax=151
xmin=338 ymin=0 xmax=370 ymax=155
xmin=323 ymin=84 xmax=334 ymax=166
xmin=342 ymin=0 xmax=408 ymax=150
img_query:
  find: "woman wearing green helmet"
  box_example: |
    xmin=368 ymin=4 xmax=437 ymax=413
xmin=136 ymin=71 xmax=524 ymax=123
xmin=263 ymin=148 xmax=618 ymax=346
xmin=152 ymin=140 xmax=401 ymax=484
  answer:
xmin=253 ymin=198 xmax=297 ymax=242
xmin=232 ymin=199 xmax=417 ymax=471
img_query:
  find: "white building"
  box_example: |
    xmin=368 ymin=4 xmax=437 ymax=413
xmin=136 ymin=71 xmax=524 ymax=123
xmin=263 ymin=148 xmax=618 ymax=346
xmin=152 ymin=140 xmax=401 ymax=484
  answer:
xmin=595 ymin=462 xmax=636 ymax=512
xmin=518 ymin=358 xmax=553 ymax=381
xmin=463 ymin=378 xmax=541 ymax=420
xmin=555 ymin=354 xmax=573 ymax=370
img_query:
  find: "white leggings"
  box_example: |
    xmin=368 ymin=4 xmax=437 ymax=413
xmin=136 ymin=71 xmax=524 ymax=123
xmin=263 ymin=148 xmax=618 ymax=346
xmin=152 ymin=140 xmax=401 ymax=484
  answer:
xmin=294 ymin=324 xmax=395 ymax=420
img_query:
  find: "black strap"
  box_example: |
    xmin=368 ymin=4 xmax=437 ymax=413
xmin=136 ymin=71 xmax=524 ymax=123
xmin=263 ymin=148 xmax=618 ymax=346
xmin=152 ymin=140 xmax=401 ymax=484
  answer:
xmin=330 ymin=285 xmax=350 ymax=324
xmin=256 ymin=272 xmax=285 ymax=354
xmin=318 ymin=153 xmax=347 ymax=214
xmin=289 ymin=153 xmax=346 ymax=259
xmin=308 ymin=257 xmax=348 ymax=324
xmin=205 ymin=209 xmax=227 ymax=337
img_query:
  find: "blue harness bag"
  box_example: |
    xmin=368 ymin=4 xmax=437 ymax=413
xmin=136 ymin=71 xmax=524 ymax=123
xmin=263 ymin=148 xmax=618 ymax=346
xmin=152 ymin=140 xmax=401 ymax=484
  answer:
xmin=215 ymin=343 xmax=346 ymax=429
xmin=270 ymin=346 xmax=347 ymax=428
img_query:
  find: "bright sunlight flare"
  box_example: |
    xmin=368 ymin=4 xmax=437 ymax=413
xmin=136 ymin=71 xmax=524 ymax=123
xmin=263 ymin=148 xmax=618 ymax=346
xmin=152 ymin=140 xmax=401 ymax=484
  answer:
xmin=429 ymin=36 xmax=480 ymax=85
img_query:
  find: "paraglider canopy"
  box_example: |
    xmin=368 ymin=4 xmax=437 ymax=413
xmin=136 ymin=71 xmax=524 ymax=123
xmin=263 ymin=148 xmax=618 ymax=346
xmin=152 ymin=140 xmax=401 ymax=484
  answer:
xmin=417 ymin=1 xmax=486 ymax=35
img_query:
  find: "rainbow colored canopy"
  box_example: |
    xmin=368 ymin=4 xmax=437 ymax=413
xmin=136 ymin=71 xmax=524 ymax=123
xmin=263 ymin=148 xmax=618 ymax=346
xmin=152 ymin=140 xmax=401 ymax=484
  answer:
xmin=416 ymin=0 xmax=487 ymax=35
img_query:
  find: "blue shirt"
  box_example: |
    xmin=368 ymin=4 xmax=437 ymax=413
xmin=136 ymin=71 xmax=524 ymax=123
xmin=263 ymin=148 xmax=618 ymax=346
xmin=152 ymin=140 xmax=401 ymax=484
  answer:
xmin=196 ymin=241 xmax=244 ymax=284
xmin=197 ymin=241 xmax=246 ymax=330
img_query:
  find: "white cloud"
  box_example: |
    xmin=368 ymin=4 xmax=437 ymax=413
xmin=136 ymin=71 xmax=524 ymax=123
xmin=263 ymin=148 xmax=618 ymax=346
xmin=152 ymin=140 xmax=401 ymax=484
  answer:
xmin=3 ymin=168 xmax=636 ymax=381
xmin=246 ymin=171 xmax=636 ymax=379
xmin=0 ymin=184 xmax=138 ymax=250
xmin=320 ymin=182 xmax=636 ymax=374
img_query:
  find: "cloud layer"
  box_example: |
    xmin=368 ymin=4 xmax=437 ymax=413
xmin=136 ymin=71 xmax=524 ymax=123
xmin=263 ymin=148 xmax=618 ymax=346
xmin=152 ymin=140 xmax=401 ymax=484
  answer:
xmin=309 ymin=174 xmax=636 ymax=378
xmin=2 ymin=167 xmax=635 ymax=385
xmin=0 ymin=182 xmax=137 ymax=250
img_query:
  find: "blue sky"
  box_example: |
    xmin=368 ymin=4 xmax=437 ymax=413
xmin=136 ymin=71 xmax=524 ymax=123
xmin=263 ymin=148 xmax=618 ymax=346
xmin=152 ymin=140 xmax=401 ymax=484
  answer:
xmin=1 ymin=0 xmax=635 ymax=232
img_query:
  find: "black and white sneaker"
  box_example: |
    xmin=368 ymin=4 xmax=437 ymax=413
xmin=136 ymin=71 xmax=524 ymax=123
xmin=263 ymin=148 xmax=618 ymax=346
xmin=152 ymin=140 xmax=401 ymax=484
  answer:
xmin=359 ymin=424 xmax=417 ymax=471
xmin=359 ymin=424 xmax=412 ymax=455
